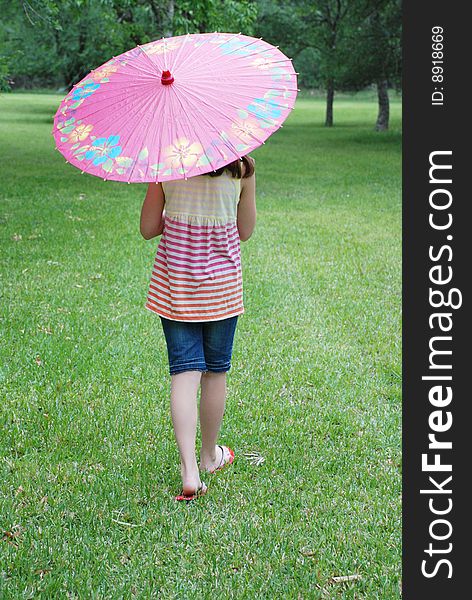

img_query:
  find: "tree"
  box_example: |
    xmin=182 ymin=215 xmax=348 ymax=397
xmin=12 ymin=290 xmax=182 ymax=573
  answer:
xmin=264 ymin=0 xmax=401 ymax=129
xmin=298 ymin=0 xmax=354 ymax=127
xmin=336 ymin=0 xmax=402 ymax=130
xmin=256 ymin=0 xmax=368 ymax=127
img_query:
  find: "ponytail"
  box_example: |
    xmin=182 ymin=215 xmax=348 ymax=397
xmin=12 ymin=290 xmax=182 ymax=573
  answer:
xmin=207 ymin=155 xmax=255 ymax=179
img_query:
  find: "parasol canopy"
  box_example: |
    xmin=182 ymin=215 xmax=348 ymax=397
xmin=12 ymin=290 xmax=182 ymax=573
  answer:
xmin=52 ymin=32 xmax=298 ymax=183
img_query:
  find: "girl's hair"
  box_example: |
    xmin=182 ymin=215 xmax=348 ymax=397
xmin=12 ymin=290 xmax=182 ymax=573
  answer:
xmin=207 ymin=155 xmax=255 ymax=179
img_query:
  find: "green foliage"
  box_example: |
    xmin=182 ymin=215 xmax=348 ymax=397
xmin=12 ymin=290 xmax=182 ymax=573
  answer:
xmin=336 ymin=0 xmax=402 ymax=90
xmin=0 ymin=14 xmax=13 ymax=92
xmin=0 ymin=0 xmax=62 ymax=90
xmin=0 ymin=58 xmax=12 ymax=92
xmin=253 ymin=0 xmax=302 ymax=53
xmin=17 ymin=0 xmax=62 ymax=30
xmin=294 ymin=47 xmax=323 ymax=88
xmin=1 ymin=0 xmax=401 ymax=96
xmin=1 ymin=0 xmax=258 ymax=90
xmin=255 ymin=0 xmax=401 ymax=92
xmin=254 ymin=0 xmax=315 ymax=86
xmin=1 ymin=1 xmax=130 ymax=89
xmin=172 ymin=0 xmax=257 ymax=34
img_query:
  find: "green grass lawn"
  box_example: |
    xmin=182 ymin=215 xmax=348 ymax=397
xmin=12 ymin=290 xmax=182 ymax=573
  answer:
xmin=0 ymin=92 xmax=401 ymax=599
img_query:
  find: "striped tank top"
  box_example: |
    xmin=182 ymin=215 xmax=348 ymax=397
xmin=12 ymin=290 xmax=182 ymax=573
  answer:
xmin=144 ymin=170 xmax=244 ymax=321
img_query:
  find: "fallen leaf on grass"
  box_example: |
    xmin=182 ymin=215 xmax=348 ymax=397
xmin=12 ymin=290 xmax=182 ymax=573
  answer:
xmin=111 ymin=509 xmax=142 ymax=527
xmin=299 ymin=548 xmax=316 ymax=557
xmin=242 ymin=451 xmax=265 ymax=466
xmin=12 ymin=233 xmax=22 ymax=241
xmin=330 ymin=574 xmax=362 ymax=584
xmin=38 ymin=325 xmax=53 ymax=335
xmin=314 ymin=584 xmax=330 ymax=598
xmin=2 ymin=524 xmax=25 ymax=548
xmin=34 ymin=568 xmax=51 ymax=579
xmin=111 ymin=518 xmax=142 ymax=527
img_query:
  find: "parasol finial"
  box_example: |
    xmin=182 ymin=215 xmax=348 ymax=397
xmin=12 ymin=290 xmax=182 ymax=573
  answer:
xmin=161 ymin=70 xmax=174 ymax=85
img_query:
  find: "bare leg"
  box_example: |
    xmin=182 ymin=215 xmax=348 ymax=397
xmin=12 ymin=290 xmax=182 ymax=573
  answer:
xmin=170 ymin=370 xmax=204 ymax=495
xmin=199 ymin=371 xmax=227 ymax=471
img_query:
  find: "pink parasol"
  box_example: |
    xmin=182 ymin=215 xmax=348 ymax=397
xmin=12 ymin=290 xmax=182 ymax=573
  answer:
xmin=52 ymin=32 xmax=298 ymax=183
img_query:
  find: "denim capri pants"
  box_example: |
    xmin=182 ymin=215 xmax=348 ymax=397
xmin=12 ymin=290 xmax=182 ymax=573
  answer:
xmin=159 ymin=315 xmax=239 ymax=376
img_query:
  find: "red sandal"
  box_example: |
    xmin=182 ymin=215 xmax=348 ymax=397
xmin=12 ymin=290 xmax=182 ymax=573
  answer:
xmin=174 ymin=481 xmax=208 ymax=502
xmin=208 ymin=445 xmax=234 ymax=474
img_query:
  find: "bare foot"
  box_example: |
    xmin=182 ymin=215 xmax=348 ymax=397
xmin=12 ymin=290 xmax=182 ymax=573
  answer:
xmin=181 ymin=463 xmax=204 ymax=496
xmin=175 ymin=480 xmax=208 ymax=501
xmin=199 ymin=445 xmax=224 ymax=473
xmin=181 ymin=478 xmax=204 ymax=496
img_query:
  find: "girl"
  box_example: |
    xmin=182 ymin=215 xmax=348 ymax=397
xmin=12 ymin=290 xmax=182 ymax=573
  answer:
xmin=140 ymin=156 xmax=256 ymax=501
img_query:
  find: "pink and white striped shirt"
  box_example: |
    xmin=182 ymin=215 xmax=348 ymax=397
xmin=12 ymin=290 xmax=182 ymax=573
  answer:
xmin=144 ymin=170 xmax=244 ymax=321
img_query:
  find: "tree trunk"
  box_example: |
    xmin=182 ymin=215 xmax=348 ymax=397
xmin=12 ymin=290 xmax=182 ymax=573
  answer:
xmin=325 ymin=80 xmax=334 ymax=127
xmin=375 ymin=79 xmax=390 ymax=131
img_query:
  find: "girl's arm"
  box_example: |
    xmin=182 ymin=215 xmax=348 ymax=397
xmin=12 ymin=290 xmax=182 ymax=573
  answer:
xmin=237 ymin=170 xmax=256 ymax=242
xmin=140 ymin=182 xmax=165 ymax=240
